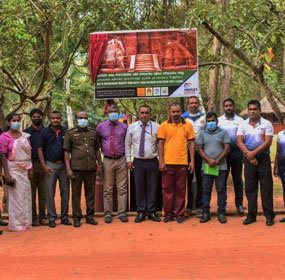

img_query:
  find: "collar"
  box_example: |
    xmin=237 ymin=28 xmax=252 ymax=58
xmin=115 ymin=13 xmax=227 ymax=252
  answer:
xmin=223 ymin=113 xmax=236 ymax=121
xmin=29 ymin=125 xmax=43 ymax=132
xmin=108 ymin=120 xmax=119 ymax=126
xmin=182 ymin=110 xmax=204 ymax=120
xmin=248 ymin=117 xmax=262 ymax=127
xmin=205 ymin=127 xmax=221 ymax=134
xmin=48 ymin=125 xmax=63 ymax=132
xmin=167 ymin=118 xmax=186 ymax=124
xmin=138 ymin=120 xmax=150 ymax=126
xmin=75 ymin=126 xmax=89 ymax=132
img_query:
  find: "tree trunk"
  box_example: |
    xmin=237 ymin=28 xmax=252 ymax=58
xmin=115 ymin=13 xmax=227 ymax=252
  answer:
xmin=65 ymin=76 xmax=74 ymax=128
xmin=256 ymin=85 xmax=261 ymax=100
xmin=208 ymin=36 xmax=221 ymax=112
xmin=219 ymin=45 xmax=233 ymax=114
xmin=255 ymin=71 xmax=283 ymax=124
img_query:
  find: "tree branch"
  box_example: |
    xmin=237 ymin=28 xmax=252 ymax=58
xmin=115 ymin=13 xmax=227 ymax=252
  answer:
xmin=202 ymin=21 xmax=256 ymax=70
xmin=199 ymin=61 xmax=256 ymax=80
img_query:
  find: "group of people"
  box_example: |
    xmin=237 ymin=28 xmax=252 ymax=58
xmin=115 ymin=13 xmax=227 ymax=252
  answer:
xmin=0 ymin=96 xmax=284 ymax=234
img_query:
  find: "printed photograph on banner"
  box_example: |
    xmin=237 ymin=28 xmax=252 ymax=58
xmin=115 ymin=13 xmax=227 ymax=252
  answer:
xmin=153 ymin=87 xmax=161 ymax=96
xmin=90 ymin=28 xmax=199 ymax=99
xmin=146 ymin=88 xmax=153 ymax=96
xmin=161 ymin=87 xmax=168 ymax=96
xmin=137 ymin=88 xmax=145 ymax=97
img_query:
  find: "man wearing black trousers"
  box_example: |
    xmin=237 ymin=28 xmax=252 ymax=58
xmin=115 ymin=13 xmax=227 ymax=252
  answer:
xmin=125 ymin=105 xmax=161 ymax=223
xmin=218 ymin=98 xmax=245 ymax=215
xmin=237 ymin=99 xmax=275 ymax=226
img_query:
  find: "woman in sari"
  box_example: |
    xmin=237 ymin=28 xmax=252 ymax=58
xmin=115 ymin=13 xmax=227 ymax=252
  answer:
xmin=0 ymin=113 xmax=33 ymax=232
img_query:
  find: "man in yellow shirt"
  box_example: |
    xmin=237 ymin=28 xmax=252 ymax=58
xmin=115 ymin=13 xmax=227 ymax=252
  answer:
xmin=158 ymin=103 xmax=195 ymax=223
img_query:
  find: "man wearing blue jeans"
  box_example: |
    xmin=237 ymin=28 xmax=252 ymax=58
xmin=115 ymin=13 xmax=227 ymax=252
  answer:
xmin=197 ymin=112 xmax=231 ymax=224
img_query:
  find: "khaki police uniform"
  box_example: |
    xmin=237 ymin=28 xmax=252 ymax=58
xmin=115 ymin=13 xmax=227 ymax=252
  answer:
xmin=63 ymin=126 xmax=100 ymax=222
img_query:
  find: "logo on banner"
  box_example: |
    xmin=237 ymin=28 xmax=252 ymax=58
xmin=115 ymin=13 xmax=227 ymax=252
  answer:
xmin=184 ymin=82 xmax=198 ymax=95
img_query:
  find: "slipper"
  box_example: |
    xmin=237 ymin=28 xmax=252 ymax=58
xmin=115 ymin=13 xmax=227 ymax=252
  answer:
xmin=279 ymin=217 xmax=285 ymax=223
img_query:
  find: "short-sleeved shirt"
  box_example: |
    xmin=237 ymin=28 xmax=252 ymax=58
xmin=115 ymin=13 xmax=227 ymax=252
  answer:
xmin=277 ymin=130 xmax=285 ymax=168
xmin=96 ymin=120 xmax=128 ymax=157
xmin=38 ymin=125 xmax=67 ymax=162
xmin=157 ymin=119 xmax=195 ymax=165
xmin=23 ymin=125 xmax=44 ymax=160
xmin=197 ymin=127 xmax=231 ymax=170
xmin=218 ymin=114 xmax=244 ymax=150
xmin=181 ymin=111 xmax=206 ymax=143
xmin=63 ymin=126 xmax=100 ymax=171
xmin=125 ymin=120 xmax=160 ymax=161
xmin=237 ymin=117 xmax=273 ymax=154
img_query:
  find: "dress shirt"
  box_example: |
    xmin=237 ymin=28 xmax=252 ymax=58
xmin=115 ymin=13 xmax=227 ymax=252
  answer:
xmin=96 ymin=120 xmax=127 ymax=157
xmin=125 ymin=120 xmax=160 ymax=162
xmin=24 ymin=125 xmax=44 ymax=160
xmin=218 ymin=114 xmax=244 ymax=149
xmin=38 ymin=125 xmax=67 ymax=162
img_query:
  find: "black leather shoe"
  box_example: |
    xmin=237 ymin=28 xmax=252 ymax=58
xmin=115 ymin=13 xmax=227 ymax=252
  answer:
xmin=236 ymin=205 xmax=244 ymax=215
xmin=266 ymin=219 xmax=274 ymax=226
xmin=148 ymin=213 xmax=161 ymax=222
xmin=218 ymin=214 xmax=227 ymax=224
xmin=48 ymin=220 xmax=56 ymax=228
xmin=0 ymin=219 xmax=8 ymax=226
xmin=135 ymin=213 xmax=146 ymax=223
xmin=73 ymin=220 xmax=81 ymax=227
xmin=104 ymin=216 xmax=112 ymax=224
xmin=86 ymin=219 xmax=98 ymax=226
xmin=243 ymin=216 xmax=256 ymax=225
xmin=119 ymin=215 xmax=128 ymax=223
xmin=200 ymin=213 xmax=211 ymax=223
xmin=61 ymin=219 xmax=72 ymax=225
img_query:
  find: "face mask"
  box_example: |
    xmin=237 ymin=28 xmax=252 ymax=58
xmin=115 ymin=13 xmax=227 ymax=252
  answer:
xmin=32 ymin=119 xmax=42 ymax=126
xmin=78 ymin=119 xmax=88 ymax=128
xmin=109 ymin=113 xmax=119 ymax=122
xmin=207 ymin=121 xmax=217 ymax=131
xmin=11 ymin=122 xmax=21 ymax=131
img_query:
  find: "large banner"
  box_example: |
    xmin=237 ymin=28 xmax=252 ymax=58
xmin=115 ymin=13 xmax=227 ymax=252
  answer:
xmin=90 ymin=29 xmax=199 ymax=99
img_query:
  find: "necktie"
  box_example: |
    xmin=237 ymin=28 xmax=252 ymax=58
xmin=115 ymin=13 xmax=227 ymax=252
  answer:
xmin=139 ymin=124 xmax=146 ymax=157
xmin=110 ymin=124 xmax=115 ymax=156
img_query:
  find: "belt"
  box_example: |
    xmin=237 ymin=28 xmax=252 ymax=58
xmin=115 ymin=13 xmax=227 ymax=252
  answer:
xmin=48 ymin=160 xmax=64 ymax=164
xmin=134 ymin=157 xmax=157 ymax=161
xmin=104 ymin=154 xmax=125 ymax=160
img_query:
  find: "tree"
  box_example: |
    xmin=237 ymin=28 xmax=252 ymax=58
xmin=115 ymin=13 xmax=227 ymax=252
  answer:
xmin=187 ymin=0 xmax=285 ymax=122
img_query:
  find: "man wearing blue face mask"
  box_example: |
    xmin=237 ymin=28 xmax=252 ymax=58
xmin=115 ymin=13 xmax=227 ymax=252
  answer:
xmin=63 ymin=112 xmax=102 ymax=227
xmin=197 ymin=112 xmax=231 ymax=224
xmin=96 ymin=105 xmax=128 ymax=223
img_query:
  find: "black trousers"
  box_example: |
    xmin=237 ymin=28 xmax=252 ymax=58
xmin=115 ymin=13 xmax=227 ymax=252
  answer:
xmin=226 ymin=149 xmax=244 ymax=207
xmin=187 ymin=151 xmax=203 ymax=209
xmin=71 ymin=170 xmax=96 ymax=221
xmin=133 ymin=158 xmax=159 ymax=213
xmin=244 ymin=155 xmax=275 ymax=219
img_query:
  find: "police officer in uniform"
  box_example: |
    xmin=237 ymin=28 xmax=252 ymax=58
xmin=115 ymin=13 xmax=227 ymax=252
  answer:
xmin=64 ymin=112 xmax=102 ymax=227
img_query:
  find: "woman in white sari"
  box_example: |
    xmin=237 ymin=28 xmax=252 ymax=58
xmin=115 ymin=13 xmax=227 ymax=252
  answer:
xmin=0 ymin=113 xmax=33 ymax=232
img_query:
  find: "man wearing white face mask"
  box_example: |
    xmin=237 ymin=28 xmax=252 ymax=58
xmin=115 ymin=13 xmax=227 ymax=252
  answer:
xmin=96 ymin=105 xmax=128 ymax=223
xmin=63 ymin=112 xmax=102 ymax=227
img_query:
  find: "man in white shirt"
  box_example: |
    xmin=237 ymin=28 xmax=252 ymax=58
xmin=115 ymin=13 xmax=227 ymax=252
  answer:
xmin=125 ymin=105 xmax=161 ymax=223
xmin=237 ymin=99 xmax=275 ymax=226
xmin=182 ymin=96 xmax=206 ymax=217
xmin=218 ymin=98 xmax=244 ymax=215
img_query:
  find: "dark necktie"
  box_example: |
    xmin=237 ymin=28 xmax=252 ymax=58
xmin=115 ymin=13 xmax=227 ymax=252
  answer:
xmin=139 ymin=124 xmax=146 ymax=157
xmin=110 ymin=124 xmax=115 ymax=156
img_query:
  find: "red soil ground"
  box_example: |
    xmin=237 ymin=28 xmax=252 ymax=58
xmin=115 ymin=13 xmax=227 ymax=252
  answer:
xmin=1 ymin=183 xmax=285 ymax=279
